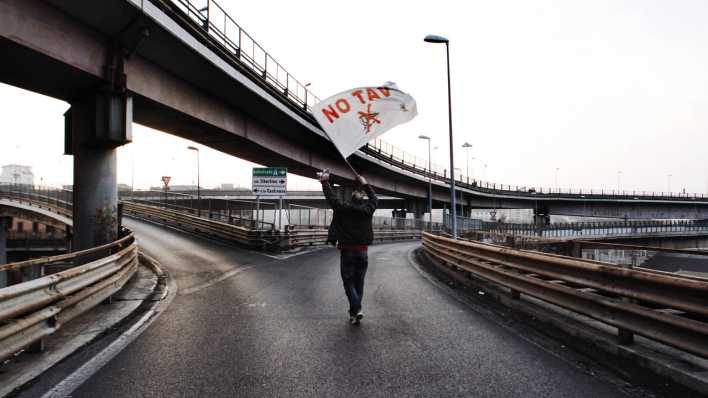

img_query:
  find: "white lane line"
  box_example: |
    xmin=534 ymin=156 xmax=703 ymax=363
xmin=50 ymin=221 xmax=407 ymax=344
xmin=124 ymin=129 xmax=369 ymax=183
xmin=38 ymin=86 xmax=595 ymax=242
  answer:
xmin=179 ymin=266 xmax=254 ymax=296
xmin=41 ymin=310 xmax=156 ymax=398
xmin=41 ymin=265 xmax=178 ymax=398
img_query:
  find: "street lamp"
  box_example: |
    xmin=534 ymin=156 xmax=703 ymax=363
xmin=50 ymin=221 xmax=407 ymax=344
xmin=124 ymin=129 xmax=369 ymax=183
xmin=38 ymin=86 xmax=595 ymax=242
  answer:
xmin=303 ymin=82 xmax=311 ymax=111
xmin=555 ymin=167 xmax=560 ymax=191
xmin=617 ymin=170 xmax=623 ymax=193
xmin=462 ymin=142 xmax=473 ymax=181
xmin=187 ymin=146 xmax=201 ymax=216
xmin=424 ymin=33 xmax=457 ymax=238
xmin=454 ymin=167 xmax=463 ymax=218
xmin=418 ymin=135 xmax=433 ymax=228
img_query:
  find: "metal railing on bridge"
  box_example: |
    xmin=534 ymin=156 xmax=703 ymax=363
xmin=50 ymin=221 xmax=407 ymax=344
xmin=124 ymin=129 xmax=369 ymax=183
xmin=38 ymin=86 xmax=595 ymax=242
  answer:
xmin=0 ymin=183 xmax=73 ymax=217
xmin=362 ymin=140 xmax=708 ymax=201
xmin=120 ymin=190 xmax=277 ymax=231
xmin=163 ymin=0 xmax=319 ymax=112
xmin=422 ymin=232 xmax=708 ymax=359
xmin=472 ymin=219 xmax=708 ymax=239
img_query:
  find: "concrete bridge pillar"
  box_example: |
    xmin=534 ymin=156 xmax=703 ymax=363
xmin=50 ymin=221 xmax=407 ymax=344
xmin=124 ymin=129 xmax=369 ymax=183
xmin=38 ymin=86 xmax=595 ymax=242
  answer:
xmin=533 ymin=205 xmax=550 ymax=237
xmin=0 ymin=216 xmax=10 ymax=287
xmin=406 ymin=199 xmax=428 ymax=229
xmin=66 ymin=93 xmax=131 ymax=252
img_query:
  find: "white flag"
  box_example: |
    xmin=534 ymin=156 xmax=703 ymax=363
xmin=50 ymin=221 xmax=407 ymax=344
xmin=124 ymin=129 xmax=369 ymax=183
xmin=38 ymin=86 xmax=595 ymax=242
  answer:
xmin=312 ymin=82 xmax=418 ymax=158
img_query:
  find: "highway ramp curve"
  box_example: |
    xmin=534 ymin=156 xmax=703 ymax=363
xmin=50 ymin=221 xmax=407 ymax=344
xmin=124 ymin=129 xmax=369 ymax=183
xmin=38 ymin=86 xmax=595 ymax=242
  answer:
xmin=19 ymin=218 xmax=672 ymax=397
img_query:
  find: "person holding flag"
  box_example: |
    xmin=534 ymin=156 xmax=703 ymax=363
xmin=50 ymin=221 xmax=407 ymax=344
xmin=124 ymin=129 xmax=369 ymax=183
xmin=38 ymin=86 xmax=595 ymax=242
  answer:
xmin=312 ymin=82 xmax=417 ymax=324
xmin=319 ymin=170 xmax=377 ymax=324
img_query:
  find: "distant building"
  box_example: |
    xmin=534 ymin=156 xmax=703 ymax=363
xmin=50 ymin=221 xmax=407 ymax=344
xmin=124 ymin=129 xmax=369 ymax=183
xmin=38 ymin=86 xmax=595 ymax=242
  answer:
xmin=117 ymin=183 xmax=132 ymax=191
xmin=0 ymin=164 xmax=34 ymax=185
xmin=220 ymin=183 xmax=234 ymax=190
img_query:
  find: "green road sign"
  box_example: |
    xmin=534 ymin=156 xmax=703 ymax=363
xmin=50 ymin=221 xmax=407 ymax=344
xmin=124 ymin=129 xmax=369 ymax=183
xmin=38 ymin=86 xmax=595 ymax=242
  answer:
xmin=252 ymin=167 xmax=287 ymax=195
xmin=252 ymin=167 xmax=287 ymax=177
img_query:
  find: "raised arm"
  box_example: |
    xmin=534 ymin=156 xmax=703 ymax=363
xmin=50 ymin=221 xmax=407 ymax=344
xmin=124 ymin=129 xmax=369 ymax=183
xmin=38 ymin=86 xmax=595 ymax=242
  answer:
xmin=319 ymin=170 xmax=342 ymax=210
xmin=357 ymin=175 xmax=378 ymax=211
xmin=321 ymin=180 xmax=343 ymax=210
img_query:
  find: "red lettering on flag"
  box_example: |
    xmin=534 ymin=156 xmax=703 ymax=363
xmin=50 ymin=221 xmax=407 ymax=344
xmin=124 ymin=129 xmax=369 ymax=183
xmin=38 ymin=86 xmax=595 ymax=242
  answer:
xmin=366 ymin=88 xmax=381 ymax=101
xmin=351 ymin=90 xmax=366 ymax=104
xmin=335 ymin=98 xmax=351 ymax=113
xmin=322 ymin=105 xmax=339 ymax=123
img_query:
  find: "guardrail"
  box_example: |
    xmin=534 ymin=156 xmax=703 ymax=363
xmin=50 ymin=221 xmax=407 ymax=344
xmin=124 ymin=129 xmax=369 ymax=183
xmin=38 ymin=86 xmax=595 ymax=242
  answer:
xmin=422 ymin=232 xmax=708 ymax=359
xmin=121 ymin=190 xmax=277 ymax=230
xmin=122 ymin=201 xmax=278 ymax=249
xmin=470 ymin=219 xmax=708 ymax=239
xmin=286 ymin=225 xmax=422 ymax=247
xmin=0 ymin=231 xmax=137 ymax=361
xmin=0 ymin=185 xmax=72 ymax=219
xmin=123 ymin=201 xmax=423 ymax=250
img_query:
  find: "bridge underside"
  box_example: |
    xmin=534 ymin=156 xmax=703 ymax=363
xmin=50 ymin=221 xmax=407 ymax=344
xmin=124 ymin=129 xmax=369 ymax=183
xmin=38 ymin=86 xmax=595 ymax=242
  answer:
xmin=2 ymin=0 xmax=708 ymax=221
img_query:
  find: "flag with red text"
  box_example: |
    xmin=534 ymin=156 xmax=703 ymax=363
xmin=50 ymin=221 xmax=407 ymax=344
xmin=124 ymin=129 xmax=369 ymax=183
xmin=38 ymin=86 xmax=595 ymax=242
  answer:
xmin=312 ymin=82 xmax=418 ymax=158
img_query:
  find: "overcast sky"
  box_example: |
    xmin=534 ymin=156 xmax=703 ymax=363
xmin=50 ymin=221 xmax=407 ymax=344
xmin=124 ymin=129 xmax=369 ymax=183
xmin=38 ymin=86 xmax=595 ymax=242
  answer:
xmin=1 ymin=0 xmax=707 ymax=193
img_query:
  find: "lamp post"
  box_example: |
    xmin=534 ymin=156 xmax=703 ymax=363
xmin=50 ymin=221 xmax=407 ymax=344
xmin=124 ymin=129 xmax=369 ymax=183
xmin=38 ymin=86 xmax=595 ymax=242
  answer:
xmin=303 ymin=82 xmax=311 ymax=111
xmin=555 ymin=168 xmax=560 ymax=191
xmin=462 ymin=142 xmax=472 ymax=181
xmin=187 ymin=146 xmax=201 ymax=217
xmin=424 ymin=34 xmax=457 ymax=238
xmin=617 ymin=170 xmax=623 ymax=193
xmin=418 ymin=135 xmax=433 ymax=228
xmin=454 ymin=167 xmax=463 ymax=219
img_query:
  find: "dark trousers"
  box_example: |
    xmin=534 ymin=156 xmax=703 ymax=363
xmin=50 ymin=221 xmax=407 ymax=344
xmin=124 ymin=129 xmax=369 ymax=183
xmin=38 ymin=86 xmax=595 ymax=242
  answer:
xmin=340 ymin=250 xmax=368 ymax=316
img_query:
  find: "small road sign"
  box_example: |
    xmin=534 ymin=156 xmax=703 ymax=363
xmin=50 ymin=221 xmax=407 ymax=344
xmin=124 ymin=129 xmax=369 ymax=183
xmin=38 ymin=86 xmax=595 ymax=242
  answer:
xmin=252 ymin=167 xmax=287 ymax=195
xmin=161 ymin=176 xmax=171 ymax=191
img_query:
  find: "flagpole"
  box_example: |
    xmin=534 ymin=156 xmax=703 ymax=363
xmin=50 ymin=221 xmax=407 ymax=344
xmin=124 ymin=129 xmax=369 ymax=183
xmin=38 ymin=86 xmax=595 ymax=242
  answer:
xmin=342 ymin=157 xmax=359 ymax=179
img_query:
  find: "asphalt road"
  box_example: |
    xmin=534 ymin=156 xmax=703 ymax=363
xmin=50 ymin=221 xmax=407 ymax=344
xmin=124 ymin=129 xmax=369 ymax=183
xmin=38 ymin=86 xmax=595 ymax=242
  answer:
xmin=70 ymin=218 xmax=632 ymax=397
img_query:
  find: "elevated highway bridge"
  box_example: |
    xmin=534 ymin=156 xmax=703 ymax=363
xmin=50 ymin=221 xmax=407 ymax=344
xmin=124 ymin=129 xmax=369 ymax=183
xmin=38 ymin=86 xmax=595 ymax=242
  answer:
xmin=1 ymin=1 xmax=708 ymax=395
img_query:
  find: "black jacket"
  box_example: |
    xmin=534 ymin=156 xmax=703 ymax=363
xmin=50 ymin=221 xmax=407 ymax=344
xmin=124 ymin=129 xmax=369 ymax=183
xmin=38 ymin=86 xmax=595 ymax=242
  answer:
xmin=322 ymin=182 xmax=378 ymax=245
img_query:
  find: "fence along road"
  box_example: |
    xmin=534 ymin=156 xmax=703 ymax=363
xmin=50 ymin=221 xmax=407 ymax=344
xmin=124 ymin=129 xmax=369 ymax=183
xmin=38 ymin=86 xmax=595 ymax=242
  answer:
xmin=422 ymin=232 xmax=708 ymax=359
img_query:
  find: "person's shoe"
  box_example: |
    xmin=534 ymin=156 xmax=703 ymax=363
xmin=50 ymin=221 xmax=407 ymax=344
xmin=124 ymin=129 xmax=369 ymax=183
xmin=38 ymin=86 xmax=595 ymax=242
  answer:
xmin=349 ymin=315 xmax=358 ymax=325
xmin=354 ymin=311 xmax=364 ymax=324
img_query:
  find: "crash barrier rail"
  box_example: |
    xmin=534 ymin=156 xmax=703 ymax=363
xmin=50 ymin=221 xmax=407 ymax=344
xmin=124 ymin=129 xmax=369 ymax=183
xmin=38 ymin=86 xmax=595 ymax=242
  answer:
xmin=121 ymin=190 xmax=277 ymax=231
xmin=472 ymin=219 xmax=708 ymax=238
xmin=0 ymin=231 xmax=137 ymax=362
xmin=287 ymin=203 xmax=445 ymax=231
xmin=422 ymin=232 xmax=708 ymax=359
xmin=123 ymin=201 xmax=424 ymax=250
xmin=285 ymin=226 xmax=423 ymax=247
xmin=122 ymin=201 xmax=279 ymax=249
xmin=161 ymin=0 xmax=319 ymax=112
xmin=0 ymin=184 xmax=73 ymax=219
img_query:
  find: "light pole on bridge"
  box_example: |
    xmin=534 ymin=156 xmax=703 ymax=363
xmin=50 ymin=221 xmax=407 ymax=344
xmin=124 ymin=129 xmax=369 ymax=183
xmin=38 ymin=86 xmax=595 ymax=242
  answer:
xmin=187 ymin=146 xmax=201 ymax=217
xmin=424 ymin=33 xmax=457 ymax=238
xmin=418 ymin=135 xmax=433 ymax=228
xmin=617 ymin=170 xmax=622 ymax=193
xmin=462 ymin=142 xmax=473 ymax=181
xmin=555 ymin=167 xmax=559 ymax=191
